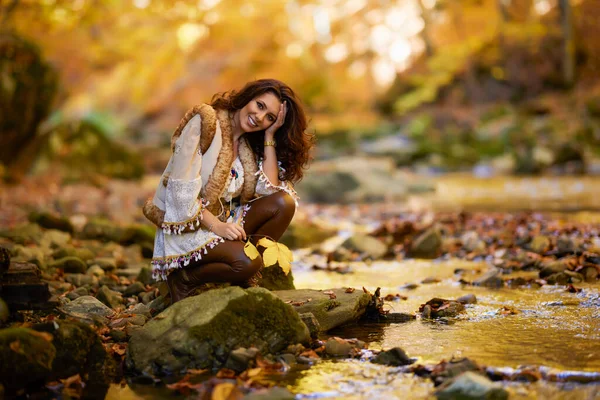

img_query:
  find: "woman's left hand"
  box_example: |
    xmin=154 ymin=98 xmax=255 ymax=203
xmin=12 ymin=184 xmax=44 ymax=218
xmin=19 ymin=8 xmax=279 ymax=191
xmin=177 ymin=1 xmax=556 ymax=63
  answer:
xmin=265 ymin=100 xmax=287 ymax=139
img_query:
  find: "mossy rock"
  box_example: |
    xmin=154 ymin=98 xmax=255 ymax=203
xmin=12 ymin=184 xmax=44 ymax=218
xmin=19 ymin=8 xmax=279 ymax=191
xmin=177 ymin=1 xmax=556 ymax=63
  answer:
xmin=12 ymin=246 xmax=48 ymax=270
xmin=296 ymin=171 xmax=360 ymax=203
xmin=28 ymin=211 xmax=74 ymax=234
xmin=33 ymin=320 xmax=112 ymax=393
xmin=80 ymin=219 xmax=124 ymax=243
xmin=126 ymin=287 xmax=310 ymax=376
xmin=258 ymin=265 xmax=295 ymax=291
xmin=273 ymin=288 xmax=371 ymax=332
xmin=0 ymin=327 xmax=56 ymax=392
xmin=52 ymin=246 xmax=95 ymax=262
xmin=280 ymin=221 xmax=335 ymax=249
xmin=119 ymin=224 xmax=156 ymax=246
xmin=0 ymin=223 xmax=43 ymax=245
xmin=49 ymin=256 xmax=87 ymax=274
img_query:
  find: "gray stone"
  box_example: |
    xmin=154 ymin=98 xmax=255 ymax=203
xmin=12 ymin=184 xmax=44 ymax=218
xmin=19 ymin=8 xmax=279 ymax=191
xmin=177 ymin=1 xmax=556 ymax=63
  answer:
xmin=299 ymin=312 xmax=320 ymax=338
xmin=126 ymin=287 xmax=310 ymax=375
xmin=136 ymin=266 xmax=154 ymax=286
xmin=473 ymin=268 xmax=504 ymax=288
xmin=457 ymin=294 xmax=477 ymax=304
xmin=435 ymin=371 xmax=508 ymax=400
xmin=66 ymin=291 xmax=80 ymax=300
xmin=539 ymin=260 xmax=570 ymax=278
xmin=140 ymin=290 xmax=156 ymax=305
xmin=341 ymin=233 xmax=388 ymax=260
xmin=273 ymin=288 xmax=370 ymax=331
xmin=409 ymin=227 xmax=442 ymax=259
xmin=224 ymin=347 xmax=260 ymax=372
xmin=86 ymin=265 xmax=105 ymax=278
xmin=53 ymin=247 xmax=94 ymax=262
xmin=49 ymin=257 xmax=87 ymax=274
xmin=92 ymin=257 xmax=117 ymax=272
xmin=39 ymin=230 xmax=71 ymax=250
xmin=96 ymin=285 xmax=123 ymax=309
xmin=546 ymin=272 xmax=569 ymax=285
xmin=372 ymin=347 xmax=413 ymax=366
xmin=64 ymin=273 xmax=96 ymax=287
xmin=60 ymin=296 xmax=115 ymax=318
xmin=461 ymin=231 xmax=486 ymax=253
xmin=13 ymin=246 xmax=47 ymax=270
xmin=324 ymin=338 xmax=353 ymax=357
xmin=123 ymin=282 xmax=146 ymax=297
xmin=419 ymin=298 xmax=465 ymax=319
xmin=564 ymin=270 xmax=584 ymax=283
xmin=147 ymin=295 xmax=169 ymax=315
xmin=129 ymin=303 xmax=151 ymax=318
xmin=581 ymin=266 xmax=599 ymax=282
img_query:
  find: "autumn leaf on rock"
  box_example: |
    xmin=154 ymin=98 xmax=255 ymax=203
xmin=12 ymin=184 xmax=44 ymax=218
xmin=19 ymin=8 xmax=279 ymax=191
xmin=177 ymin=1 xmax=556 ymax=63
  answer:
xmin=257 ymin=238 xmax=293 ymax=275
xmin=243 ymin=241 xmax=260 ymax=261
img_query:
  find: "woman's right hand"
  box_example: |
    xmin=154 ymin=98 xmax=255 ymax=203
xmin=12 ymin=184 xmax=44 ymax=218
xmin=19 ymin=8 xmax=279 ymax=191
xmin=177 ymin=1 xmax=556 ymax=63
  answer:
xmin=212 ymin=221 xmax=247 ymax=241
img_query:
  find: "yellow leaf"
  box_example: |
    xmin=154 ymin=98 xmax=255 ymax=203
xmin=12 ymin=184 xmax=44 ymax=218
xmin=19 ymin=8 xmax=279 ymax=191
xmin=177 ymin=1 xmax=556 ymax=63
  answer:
xmin=276 ymin=243 xmax=293 ymax=275
xmin=257 ymin=237 xmax=276 ymax=248
xmin=211 ymin=382 xmax=242 ymax=400
xmin=243 ymin=241 xmax=260 ymax=261
xmin=262 ymin=242 xmax=293 ymax=276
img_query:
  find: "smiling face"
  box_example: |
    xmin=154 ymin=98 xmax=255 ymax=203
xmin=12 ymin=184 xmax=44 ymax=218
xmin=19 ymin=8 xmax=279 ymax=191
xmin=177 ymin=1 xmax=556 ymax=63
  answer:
xmin=237 ymin=92 xmax=282 ymax=133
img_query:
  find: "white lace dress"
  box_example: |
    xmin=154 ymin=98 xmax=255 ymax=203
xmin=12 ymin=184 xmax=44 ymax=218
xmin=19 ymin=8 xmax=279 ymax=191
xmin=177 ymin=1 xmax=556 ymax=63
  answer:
xmin=150 ymin=115 xmax=297 ymax=281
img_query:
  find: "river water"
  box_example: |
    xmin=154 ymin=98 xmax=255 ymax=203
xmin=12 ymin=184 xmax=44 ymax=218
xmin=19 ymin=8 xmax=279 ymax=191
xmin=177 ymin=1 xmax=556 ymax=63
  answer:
xmin=109 ymin=176 xmax=600 ymax=399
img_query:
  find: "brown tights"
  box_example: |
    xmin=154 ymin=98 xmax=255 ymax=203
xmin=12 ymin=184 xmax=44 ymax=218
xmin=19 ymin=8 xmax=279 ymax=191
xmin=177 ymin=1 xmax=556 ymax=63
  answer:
xmin=167 ymin=191 xmax=296 ymax=302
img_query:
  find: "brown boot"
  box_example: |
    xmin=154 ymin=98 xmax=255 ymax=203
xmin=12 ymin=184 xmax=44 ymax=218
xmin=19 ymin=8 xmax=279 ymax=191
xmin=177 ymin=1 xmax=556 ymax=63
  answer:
xmin=166 ymin=268 xmax=196 ymax=303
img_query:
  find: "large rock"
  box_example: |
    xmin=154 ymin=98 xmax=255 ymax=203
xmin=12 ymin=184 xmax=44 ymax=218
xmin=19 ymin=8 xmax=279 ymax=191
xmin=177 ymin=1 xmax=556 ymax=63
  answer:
xmin=28 ymin=212 xmax=74 ymax=234
xmin=0 ymin=327 xmax=56 ymax=393
xmin=60 ymin=296 xmax=115 ymax=319
xmin=273 ymin=288 xmax=370 ymax=331
xmin=258 ymin=265 xmax=295 ymax=291
xmin=435 ymin=371 xmax=508 ymax=400
xmin=340 ymin=233 xmax=388 ymax=260
xmin=126 ymin=287 xmax=310 ymax=375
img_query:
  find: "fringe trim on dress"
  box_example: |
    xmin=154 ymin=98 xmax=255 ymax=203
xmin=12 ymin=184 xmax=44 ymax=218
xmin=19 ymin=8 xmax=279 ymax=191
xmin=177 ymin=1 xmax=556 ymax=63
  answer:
xmin=151 ymin=236 xmax=225 ymax=281
xmin=255 ymin=162 xmax=300 ymax=206
xmin=161 ymin=199 xmax=210 ymax=235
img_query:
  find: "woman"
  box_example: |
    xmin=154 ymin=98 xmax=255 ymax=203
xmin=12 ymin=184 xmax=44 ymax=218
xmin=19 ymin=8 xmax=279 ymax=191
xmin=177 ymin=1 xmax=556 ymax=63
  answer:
xmin=143 ymin=79 xmax=313 ymax=303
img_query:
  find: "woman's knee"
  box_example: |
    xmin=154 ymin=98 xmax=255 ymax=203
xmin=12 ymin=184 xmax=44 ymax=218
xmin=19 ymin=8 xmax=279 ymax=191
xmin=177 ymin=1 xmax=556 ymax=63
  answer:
xmin=230 ymin=255 xmax=262 ymax=280
xmin=269 ymin=191 xmax=296 ymax=218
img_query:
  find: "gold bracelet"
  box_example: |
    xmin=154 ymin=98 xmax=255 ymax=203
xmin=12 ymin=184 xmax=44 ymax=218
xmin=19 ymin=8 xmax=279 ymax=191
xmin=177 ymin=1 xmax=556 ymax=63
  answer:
xmin=264 ymin=140 xmax=276 ymax=147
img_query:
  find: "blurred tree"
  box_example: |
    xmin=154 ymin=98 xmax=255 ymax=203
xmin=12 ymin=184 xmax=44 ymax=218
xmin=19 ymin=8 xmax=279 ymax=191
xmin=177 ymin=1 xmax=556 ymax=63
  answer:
xmin=559 ymin=0 xmax=575 ymax=86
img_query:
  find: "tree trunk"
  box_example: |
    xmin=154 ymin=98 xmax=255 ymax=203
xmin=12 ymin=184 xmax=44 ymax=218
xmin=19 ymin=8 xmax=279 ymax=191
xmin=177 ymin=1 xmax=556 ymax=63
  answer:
xmin=559 ymin=0 xmax=575 ymax=86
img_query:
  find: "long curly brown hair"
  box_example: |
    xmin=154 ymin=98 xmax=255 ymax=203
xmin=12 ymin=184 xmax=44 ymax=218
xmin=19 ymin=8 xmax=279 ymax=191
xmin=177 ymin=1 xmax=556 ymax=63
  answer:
xmin=210 ymin=79 xmax=314 ymax=183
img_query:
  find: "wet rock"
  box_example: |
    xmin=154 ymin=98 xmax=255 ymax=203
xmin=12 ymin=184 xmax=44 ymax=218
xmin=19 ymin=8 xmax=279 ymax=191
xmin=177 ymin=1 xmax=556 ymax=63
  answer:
xmin=539 ymin=260 xmax=570 ymax=278
xmin=299 ymin=312 xmax=320 ymax=338
xmin=64 ymin=273 xmax=96 ymax=287
xmin=372 ymin=347 xmax=413 ymax=366
xmin=529 ymin=235 xmax=551 ymax=254
xmin=28 ymin=212 xmax=74 ymax=234
xmin=109 ymin=314 xmax=146 ymax=328
xmin=50 ymin=256 xmax=87 ymax=274
xmin=581 ymin=266 xmax=599 ymax=282
xmin=383 ymin=312 xmax=415 ymax=323
xmin=243 ymin=387 xmax=295 ymax=400
xmin=66 ymin=291 xmax=81 ymax=300
xmin=473 ymin=268 xmax=504 ymax=288
xmin=408 ymin=226 xmax=442 ymax=259
xmin=224 ymin=347 xmax=260 ymax=372
xmin=140 ymin=290 xmax=156 ymax=305
xmin=124 ymin=281 xmax=146 ymax=297
xmin=0 ymin=298 xmax=9 ymax=323
xmin=419 ymin=298 xmax=465 ymax=319
xmin=258 ymin=265 xmax=295 ymax=291
xmin=435 ymin=371 xmax=508 ymax=400
xmin=0 ymin=327 xmax=56 ymax=393
xmin=564 ymin=270 xmax=584 ymax=283
xmin=274 ymin=288 xmax=370 ymax=331
xmin=126 ymin=287 xmax=310 ymax=375
xmin=461 ymin=231 xmax=486 ymax=253
xmin=60 ymin=295 xmax=115 ymax=318
xmin=136 ymin=265 xmax=154 ymax=286
xmin=325 ymin=337 xmax=353 ymax=357
xmin=340 ymin=233 xmax=388 ymax=260
xmin=432 ymin=358 xmax=484 ymax=386
xmin=96 ymin=285 xmax=123 ymax=309
xmin=545 ymin=272 xmax=570 ymax=285
xmin=53 ymin=246 xmax=95 ymax=262
xmin=422 ymin=276 xmax=441 ymax=284
xmin=457 ymin=294 xmax=477 ymax=304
